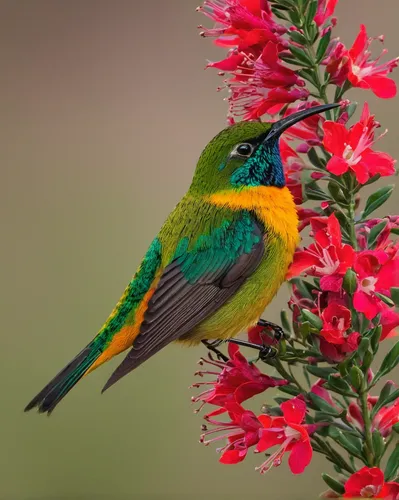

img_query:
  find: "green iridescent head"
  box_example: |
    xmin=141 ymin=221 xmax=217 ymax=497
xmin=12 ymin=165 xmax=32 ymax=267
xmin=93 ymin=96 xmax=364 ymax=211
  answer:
xmin=189 ymin=103 xmax=339 ymax=196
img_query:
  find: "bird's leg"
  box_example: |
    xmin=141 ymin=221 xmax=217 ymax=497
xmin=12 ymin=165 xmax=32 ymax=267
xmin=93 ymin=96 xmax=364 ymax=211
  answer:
xmin=201 ymin=339 xmax=229 ymax=362
xmin=226 ymin=338 xmax=277 ymax=361
xmin=257 ymin=319 xmax=285 ymax=343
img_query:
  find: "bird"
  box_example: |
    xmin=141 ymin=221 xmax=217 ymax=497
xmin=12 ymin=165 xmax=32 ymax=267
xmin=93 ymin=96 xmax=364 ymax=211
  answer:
xmin=25 ymin=103 xmax=338 ymax=415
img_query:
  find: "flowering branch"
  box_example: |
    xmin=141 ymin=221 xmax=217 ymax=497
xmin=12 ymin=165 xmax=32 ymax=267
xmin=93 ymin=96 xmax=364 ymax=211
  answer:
xmin=192 ymin=0 xmax=399 ymax=497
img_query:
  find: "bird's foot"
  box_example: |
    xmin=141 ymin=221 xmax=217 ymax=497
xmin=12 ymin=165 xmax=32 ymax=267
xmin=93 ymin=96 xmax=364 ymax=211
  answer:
xmin=226 ymin=338 xmax=277 ymax=361
xmin=201 ymin=339 xmax=229 ymax=362
xmin=256 ymin=319 xmax=285 ymax=344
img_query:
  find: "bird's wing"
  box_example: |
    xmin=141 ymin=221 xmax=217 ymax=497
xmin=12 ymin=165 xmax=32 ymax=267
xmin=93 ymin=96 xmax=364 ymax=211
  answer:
xmin=102 ymin=213 xmax=265 ymax=391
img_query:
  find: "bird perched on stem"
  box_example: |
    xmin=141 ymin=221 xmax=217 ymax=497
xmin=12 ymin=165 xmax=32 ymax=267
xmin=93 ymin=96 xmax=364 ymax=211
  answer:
xmin=25 ymin=103 xmax=338 ymax=415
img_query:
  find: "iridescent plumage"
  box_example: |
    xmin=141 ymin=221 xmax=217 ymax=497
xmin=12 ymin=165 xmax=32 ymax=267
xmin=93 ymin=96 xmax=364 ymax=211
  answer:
xmin=25 ymin=104 xmax=338 ymax=414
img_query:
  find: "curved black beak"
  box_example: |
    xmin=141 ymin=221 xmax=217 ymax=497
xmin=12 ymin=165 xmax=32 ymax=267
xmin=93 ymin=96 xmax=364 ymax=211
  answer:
xmin=264 ymin=103 xmax=340 ymax=143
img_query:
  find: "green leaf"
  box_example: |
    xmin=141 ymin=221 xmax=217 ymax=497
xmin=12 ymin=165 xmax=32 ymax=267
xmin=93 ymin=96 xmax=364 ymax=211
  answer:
xmin=301 ymin=309 xmax=323 ymax=330
xmin=391 ymin=287 xmax=399 ymax=306
xmin=357 ymin=337 xmax=370 ymax=361
xmin=362 ymin=185 xmax=394 ymax=219
xmin=289 ymin=278 xmax=315 ymax=300
xmin=326 ymin=375 xmax=353 ymax=396
xmin=328 ymin=427 xmax=364 ymax=459
xmin=274 ymin=397 xmax=291 ymax=405
xmin=371 ymin=387 xmax=399 ymax=418
xmin=278 ymin=385 xmax=301 ymax=396
xmin=307 ymin=147 xmax=325 ymax=168
xmin=375 ymin=292 xmax=395 ymax=307
xmin=350 ymin=365 xmax=364 ymax=391
xmin=271 ymin=7 xmax=290 ymax=20
xmin=289 ymin=45 xmax=313 ymax=66
xmin=305 ymin=0 xmax=317 ymax=27
xmin=308 ymin=392 xmax=341 ymax=416
xmin=343 ymin=269 xmax=357 ymax=295
xmin=288 ymin=30 xmax=307 ymax=45
xmin=345 ymin=102 xmax=358 ymax=121
xmin=374 ymin=340 xmax=399 ymax=383
xmin=298 ymin=68 xmax=319 ymax=87
xmin=305 ymin=181 xmax=330 ymax=201
xmin=362 ymin=350 xmax=373 ymax=371
xmin=372 ymin=430 xmax=385 ymax=462
xmin=321 ymin=474 xmax=345 ymax=495
xmin=328 ymin=181 xmax=347 ymax=204
xmin=316 ymin=30 xmax=331 ymax=62
xmin=385 ymin=443 xmax=399 ymax=482
xmin=280 ymin=310 xmax=292 ymax=334
xmin=306 ymin=365 xmax=337 ymax=379
xmin=369 ymin=325 xmax=382 ymax=354
xmin=288 ymin=8 xmax=301 ymax=25
xmin=367 ymin=220 xmax=388 ymax=249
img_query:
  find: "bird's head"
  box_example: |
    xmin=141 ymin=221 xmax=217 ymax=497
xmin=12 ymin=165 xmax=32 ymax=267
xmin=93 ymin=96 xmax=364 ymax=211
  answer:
xmin=189 ymin=103 xmax=339 ymax=196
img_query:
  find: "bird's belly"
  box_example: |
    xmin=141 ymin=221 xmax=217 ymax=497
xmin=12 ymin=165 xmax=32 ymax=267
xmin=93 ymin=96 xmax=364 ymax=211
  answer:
xmin=178 ymin=235 xmax=293 ymax=344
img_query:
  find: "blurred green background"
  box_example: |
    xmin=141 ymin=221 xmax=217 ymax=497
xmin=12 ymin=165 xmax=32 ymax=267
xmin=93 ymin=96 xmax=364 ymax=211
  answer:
xmin=1 ymin=1 xmax=398 ymax=499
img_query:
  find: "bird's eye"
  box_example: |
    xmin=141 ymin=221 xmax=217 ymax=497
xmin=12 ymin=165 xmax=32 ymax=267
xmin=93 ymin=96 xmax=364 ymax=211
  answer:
xmin=235 ymin=143 xmax=253 ymax=157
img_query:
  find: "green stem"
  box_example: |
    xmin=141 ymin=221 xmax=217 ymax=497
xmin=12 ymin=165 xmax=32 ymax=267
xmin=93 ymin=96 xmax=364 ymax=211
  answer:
xmin=359 ymin=389 xmax=375 ymax=466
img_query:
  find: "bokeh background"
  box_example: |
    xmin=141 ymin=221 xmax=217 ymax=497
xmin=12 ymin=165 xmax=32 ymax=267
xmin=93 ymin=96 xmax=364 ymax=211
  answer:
xmin=1 ymin=1 xmax=399 ymax=499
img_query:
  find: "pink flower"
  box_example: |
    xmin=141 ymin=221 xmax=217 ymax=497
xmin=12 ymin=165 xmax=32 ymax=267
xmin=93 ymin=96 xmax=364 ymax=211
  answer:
xmin=323 ymin=103 xmax=396 ymax=184
xmin=314 ymin=0 xmax=338 ymax=27
xmin=320 ymin=303 xmax=351 ymax=344
xmin=200 ymin=402 xmax=262 ymax=464
xmin=343 ymin=467 xmax=399 ymax=498
xmin=323 ymin=38 xmax=350 ymax=85
xmin=256 ymin=397 xmax=313 ymax=474
xmin=353 ymin=246 xmax=399 ymax=320
xmin=287 ymin=214 xmax=355 ymax=291
xmin=348 ymin=25 xmax=399 ymax=98
xmin=191 ymin=343 xmax=287 ymax=415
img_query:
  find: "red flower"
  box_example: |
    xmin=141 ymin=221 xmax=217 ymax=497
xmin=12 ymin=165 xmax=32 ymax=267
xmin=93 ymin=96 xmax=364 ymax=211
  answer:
xmin=280 ymin=138 xmax=305 ymax=205
xmin=282 ymin=101 xmax=325 ymax=150
xmin=314 ymin=0 xmax=338 ymax=27
xmin=319 ymin=332 xmax=360 ymax=363
xmin=320 ymin=303 xmax=352 ymax=344
xmin=348 ymin=25 xmax=399 ymax=98
xmin=348 ymin=388 xmax=399 ymax=437
xmin=323 ymin=103 xmax=396 ymax=184
xmin=287 ymin=214 xmax=355 ymax=291
xmin=191 ymin=343 xmax=287 ymax=415
xmin=357 ymin=216 xmax=399 ymax=251
xmin=380 ymin=305 xmax=399 ymax=340
xmin=256 ymin=397 xmax=313 ymax=474
xmin=343 ymin=467 xmax=399 ymax=498
xmin=323 ymin=38 xmax=350 ymax=86
xmin=353 ymin=246 xmax=399 ymax=320
xmin=200 ymin=402 xmax=262 ymax=464
xmin=311 ymin=379 xmax=342 ymax=410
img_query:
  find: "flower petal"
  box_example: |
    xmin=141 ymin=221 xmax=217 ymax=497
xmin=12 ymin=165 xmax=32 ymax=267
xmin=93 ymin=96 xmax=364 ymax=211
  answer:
xmin=281 ymin=397 xmax=306 ymax=424
xmin=323 ymin=121 xmax=349 ymax=156
xmin=288 ymin=438 xmax=313 ymax=474
xmin=326 ymin=156 xmax=350 ymax=176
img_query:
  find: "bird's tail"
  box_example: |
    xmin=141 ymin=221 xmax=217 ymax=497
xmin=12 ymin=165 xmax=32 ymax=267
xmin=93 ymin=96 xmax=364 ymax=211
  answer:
xmin=24 ymin=340 xmax=102 ymax=415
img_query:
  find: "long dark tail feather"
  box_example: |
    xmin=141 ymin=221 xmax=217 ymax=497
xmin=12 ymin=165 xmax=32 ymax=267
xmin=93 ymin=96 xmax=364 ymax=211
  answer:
xmin=24 ymin=342 xmax=102 ymax=415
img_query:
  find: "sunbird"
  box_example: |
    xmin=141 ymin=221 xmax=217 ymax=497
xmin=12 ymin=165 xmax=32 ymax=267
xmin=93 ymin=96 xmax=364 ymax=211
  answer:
xmin=25 ymin=103 xmax=338 ymax=414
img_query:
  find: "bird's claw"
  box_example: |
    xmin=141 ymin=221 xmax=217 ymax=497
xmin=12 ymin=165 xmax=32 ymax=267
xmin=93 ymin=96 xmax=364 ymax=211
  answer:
xmin=258 ymin=344 xmax=278 ymax=361
xmin=257 ymin=319 xmax=285 ymax=343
